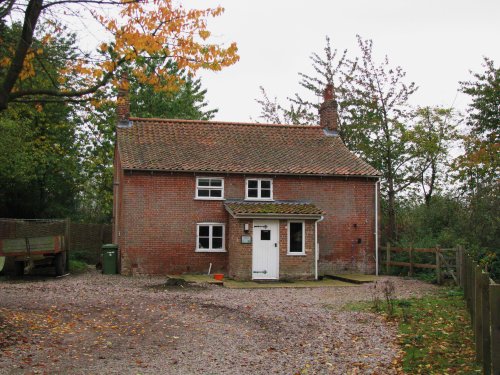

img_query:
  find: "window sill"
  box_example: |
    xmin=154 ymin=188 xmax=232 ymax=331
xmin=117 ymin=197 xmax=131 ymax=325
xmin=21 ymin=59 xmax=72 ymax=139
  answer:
xmin=194 ymin=198 xmax=225 ymax=201
xmin=287 ymin=252 xmax=306 ymax=256
xmin=195 ymin=249 xmax=227 ymax=253
xmin=244 ymin=198 xmax=274 ymax=201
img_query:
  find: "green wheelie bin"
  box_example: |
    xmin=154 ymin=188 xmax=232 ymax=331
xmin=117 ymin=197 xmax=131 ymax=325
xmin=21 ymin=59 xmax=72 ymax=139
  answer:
xmin=102 ymin=244 xmax=118 ymax=274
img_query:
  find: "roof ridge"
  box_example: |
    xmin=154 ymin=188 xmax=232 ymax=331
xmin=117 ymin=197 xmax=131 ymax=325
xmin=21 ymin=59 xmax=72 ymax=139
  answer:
xmin=129 ymin=117 xmax=321 ymax=129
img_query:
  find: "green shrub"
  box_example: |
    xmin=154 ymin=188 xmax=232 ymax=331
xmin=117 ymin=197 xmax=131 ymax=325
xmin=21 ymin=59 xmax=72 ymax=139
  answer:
xmin=69 ymin=259 xmax=88 ymax=273
xmin=70 ymin=249 xmax=99 ymax=265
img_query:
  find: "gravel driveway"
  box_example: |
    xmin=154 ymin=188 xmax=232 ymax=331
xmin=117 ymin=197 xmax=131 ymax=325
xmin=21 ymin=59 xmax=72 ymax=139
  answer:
xmin=0 ymin=270 xmax=436 ymax=374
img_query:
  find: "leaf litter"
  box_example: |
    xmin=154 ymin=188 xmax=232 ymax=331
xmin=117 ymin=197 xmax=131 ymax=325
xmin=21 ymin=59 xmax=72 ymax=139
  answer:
xmin=0 ymin=271 xmax=436 ymax=374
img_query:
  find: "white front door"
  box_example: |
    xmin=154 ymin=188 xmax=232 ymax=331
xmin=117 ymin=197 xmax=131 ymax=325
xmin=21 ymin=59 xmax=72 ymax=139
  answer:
xmin=252 ymin=220 xmax=279 ymax=280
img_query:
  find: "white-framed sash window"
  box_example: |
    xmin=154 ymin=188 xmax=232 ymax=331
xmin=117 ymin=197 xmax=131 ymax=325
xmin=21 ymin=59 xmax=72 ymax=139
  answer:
xmin=245 ymin=178 xmax=273 ymax=200
xmin=196 ymin=177 xmax=224 ymax=200
xmin=287 ymin=220 xmax=305 ymax=255
xmin=196 ymin=223 xmax=226 ymax=252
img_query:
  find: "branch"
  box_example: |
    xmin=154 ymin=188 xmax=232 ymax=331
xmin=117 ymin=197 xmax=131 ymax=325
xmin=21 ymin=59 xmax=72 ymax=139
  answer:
xmin=34 ymin=53 xmax=59 ymax=89
xmin=40 ymin=0 xmax=139 ymax=10
xmin=0 ymin=0 xmax=16 ymax=19
xmin=394 ymin=177 xmax=420 ymax=194
xmin=393 ymin=159 xmax=431 ymax=194
xmin=12 ymin=97 xmax=89 ymax=104
xmin=0 ymin=0 xmax=43 ymax=110
xmin=9 ymin=63 xmax=120 ymax=100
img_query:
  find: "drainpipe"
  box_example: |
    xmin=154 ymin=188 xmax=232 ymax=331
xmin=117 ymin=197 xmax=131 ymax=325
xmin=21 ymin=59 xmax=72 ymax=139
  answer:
xmin=374 ymin=178 xmax=381 ymax=276
xmin=314 ymin=216 xmax=324 ymax=280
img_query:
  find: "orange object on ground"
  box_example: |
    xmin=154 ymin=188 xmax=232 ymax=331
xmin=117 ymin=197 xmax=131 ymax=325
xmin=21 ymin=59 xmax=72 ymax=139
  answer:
xmin=213 ymin=274 xmax=224 ymax=281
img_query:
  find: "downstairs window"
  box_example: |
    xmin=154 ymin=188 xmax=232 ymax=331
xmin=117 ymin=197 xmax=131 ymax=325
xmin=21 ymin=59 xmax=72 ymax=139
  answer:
xmin=288 ymin=221 xmax=305 ymax=255
xmin=196 ymin=223 xmax=225 ymax=252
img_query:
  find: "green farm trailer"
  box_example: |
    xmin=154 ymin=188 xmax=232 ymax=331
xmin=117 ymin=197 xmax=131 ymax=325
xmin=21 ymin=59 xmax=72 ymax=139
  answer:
xmin=0 ymin=235 xmax=67 ymax=276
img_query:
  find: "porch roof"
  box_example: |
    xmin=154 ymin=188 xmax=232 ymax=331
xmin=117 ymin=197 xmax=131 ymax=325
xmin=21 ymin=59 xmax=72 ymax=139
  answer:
xmin=224 ymin=200 xmax=324 ymax=219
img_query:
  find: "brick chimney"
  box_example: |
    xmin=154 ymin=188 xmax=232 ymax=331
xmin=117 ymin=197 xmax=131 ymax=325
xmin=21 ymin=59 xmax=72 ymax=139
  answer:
xmin=319 ymin=84 xmax=338 ymax=135
xmin=117 ymin=73 xmax=131 ymax=128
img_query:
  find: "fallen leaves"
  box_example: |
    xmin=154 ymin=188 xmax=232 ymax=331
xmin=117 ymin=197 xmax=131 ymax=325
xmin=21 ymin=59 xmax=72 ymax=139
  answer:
xmin=394 ymin=292 xmax=481 ymax=374
xmin=0 ymin=273 xmax=439 ymax=374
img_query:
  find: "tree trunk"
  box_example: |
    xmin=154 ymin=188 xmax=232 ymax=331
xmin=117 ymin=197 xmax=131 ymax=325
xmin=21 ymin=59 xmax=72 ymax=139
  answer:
xmin=387 ymin=187 xmax=397 ymax=241
xmin=424 ymin=160 xmax=437 ymax=207
xmin=0 ymin=0 xmax=44 ymax=111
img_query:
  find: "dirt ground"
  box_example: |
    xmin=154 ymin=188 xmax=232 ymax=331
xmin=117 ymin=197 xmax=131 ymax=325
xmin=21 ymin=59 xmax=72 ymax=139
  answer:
xmin=0 ymin=270 xmax=437 ymax=375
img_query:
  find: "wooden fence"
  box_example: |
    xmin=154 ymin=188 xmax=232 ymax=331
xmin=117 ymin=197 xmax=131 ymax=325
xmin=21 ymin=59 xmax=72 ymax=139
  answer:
xmin=381 ymin=244 xmax=459 ymax=285
xmin=459 ymin=249 xmax=500 ymax=375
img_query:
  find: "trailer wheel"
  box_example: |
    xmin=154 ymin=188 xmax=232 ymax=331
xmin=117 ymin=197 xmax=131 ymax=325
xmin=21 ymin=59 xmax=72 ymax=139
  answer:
xmin=15 ymin=261 xmax=24 ymax=277
xmin=54 ymin=252 xmax=66 ymax=276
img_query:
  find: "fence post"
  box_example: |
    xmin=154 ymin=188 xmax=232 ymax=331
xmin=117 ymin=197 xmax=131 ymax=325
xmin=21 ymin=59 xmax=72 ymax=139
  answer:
xmin=481 ymin=273 xmax=491 ymax=375
xmin=464 ymin=252 xmax=469 ymax=307
xmin=409 ymin=244 xmax=414 ymax=277
xmin=459 ymin=246 xmax=465 ymax=288
xmin=474 ymin=264 xmax=483 ymax=363
xmin=99 ymin=224 xmax=105 ymax=260
xmin=467 ymin=255 xmax=471 ymax=311
xmin=386 ymin=243 xmax=391 ymax=274
xmin=461 ymin=246 xmax=465 ymax=288
xmin=468 ymin=257 xmax=473 ymax=316
xmin=436 ymin=245 xmax=442 ymax=285
xmin=470 ymin=261 xmax=476 ymax=326
xmin=65 ymin=217 xmax=71 ymax=273
xmin=491 ymin=284 xmax=500 ymax=375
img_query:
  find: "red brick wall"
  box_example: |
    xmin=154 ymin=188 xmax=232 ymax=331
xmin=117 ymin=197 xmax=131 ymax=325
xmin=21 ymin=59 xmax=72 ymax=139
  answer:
xmin=116 ymin=172 xmax=228 ymax=275
xmin=227 ymin=216 xmax=253 ymax=280
xmin=274 ymin=176 xmax=376 ymax=274
xmin=114 ymin=171 xmax=376 ymax=276
xmin=278 ymin=219 xmax=315 ymax=280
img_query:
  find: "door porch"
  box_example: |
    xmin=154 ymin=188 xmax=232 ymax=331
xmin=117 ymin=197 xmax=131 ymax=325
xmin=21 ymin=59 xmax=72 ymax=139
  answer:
xmin=224 ymin=200 xmax=324 ymax=281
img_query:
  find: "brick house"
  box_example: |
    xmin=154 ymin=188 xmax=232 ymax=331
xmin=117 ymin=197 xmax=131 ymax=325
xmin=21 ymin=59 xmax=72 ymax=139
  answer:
xmin=113 ymin=85 xmax=381 ymax=280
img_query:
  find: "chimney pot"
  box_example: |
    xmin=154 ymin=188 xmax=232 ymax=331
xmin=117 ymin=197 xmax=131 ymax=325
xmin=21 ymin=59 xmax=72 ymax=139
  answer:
xmin=323 ymin=84 xmax=334 ymax=101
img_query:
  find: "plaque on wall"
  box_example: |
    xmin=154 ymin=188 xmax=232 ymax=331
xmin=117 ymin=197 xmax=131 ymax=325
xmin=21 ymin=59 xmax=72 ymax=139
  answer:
xmin=241 ymin=235 xmax=252 ymax=244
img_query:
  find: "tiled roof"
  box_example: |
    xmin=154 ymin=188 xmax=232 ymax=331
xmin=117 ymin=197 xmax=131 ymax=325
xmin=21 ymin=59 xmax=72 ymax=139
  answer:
xmin=116 ymin=118 xmax=380 ymax=177
xmin=225 ymin=200 xmax=324 ymax=217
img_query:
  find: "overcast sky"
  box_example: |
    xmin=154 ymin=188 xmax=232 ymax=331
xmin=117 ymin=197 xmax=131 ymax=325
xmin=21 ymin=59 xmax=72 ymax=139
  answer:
xmin=192 ymin=0 xmax=500 ymax=122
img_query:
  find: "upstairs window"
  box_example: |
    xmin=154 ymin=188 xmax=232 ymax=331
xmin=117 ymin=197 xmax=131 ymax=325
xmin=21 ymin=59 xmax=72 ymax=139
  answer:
xmin=196 ymin=177 xmax=224 ymax=199
xmin=196 ymin=223 xmax=225 ymax=252
xmin=245 ymin=178 xmax=273 ymax=200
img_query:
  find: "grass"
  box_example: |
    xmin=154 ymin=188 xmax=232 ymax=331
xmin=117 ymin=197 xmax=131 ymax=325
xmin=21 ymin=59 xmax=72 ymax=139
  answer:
xmin=397 ymin=291 xmax=481 ymax=374
xmin=349 ymin=288 xmax=481 ymax=374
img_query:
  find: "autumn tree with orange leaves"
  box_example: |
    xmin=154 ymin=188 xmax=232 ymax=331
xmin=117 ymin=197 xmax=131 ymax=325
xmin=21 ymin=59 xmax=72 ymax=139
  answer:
xmin=0 ymin=0 xmax=239 ymax=111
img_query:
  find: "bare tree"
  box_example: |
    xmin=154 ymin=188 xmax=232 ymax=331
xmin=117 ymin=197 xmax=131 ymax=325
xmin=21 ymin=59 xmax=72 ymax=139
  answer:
xmin=343 ymin=36 xmax=420 ymax=240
